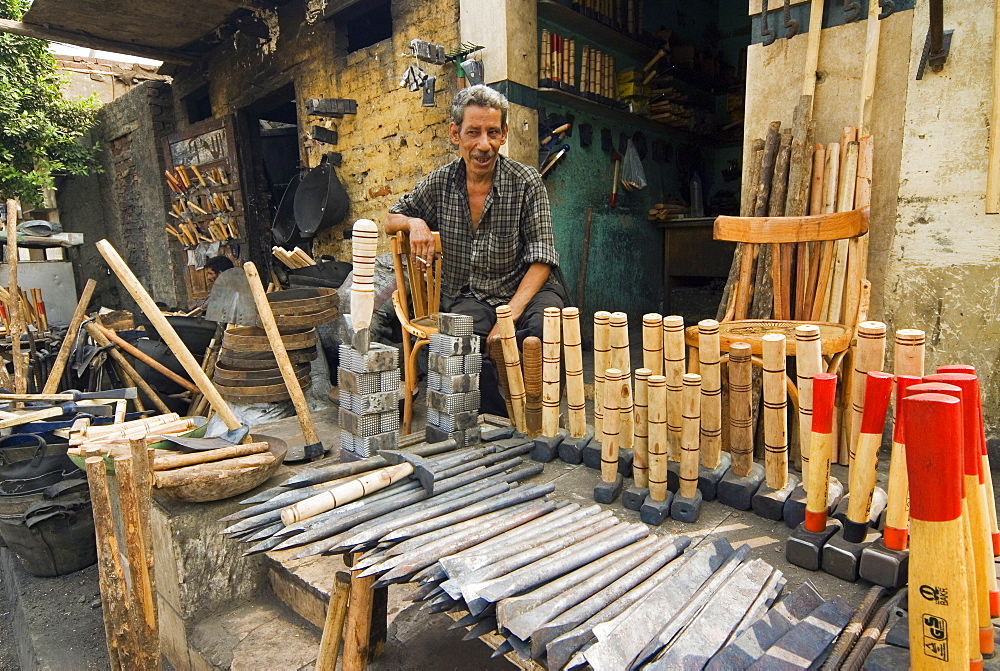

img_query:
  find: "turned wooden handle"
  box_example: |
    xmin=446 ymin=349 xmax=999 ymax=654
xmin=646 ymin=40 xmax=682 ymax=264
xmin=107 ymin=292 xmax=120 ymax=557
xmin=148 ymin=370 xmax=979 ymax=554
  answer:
xmin=43 ymin=278 xmax=96 ymax=393
xmin=561 ymin=308 xmax=586 ymax=438
xmin=541 ymin=307 xmax=561 ymax=438
xmin=592 ymin=311 xmax=612 ymax=441
xmin=496 ymin=305 xmax=526 ymax=433
xmin=601 ymin=368 xmax=623 ymax=484
xmin=697 ymin=319 xmax=722 ymax=470
xmin=647 ymin=375 xmax=668 ymax=502
xmin=641 ymin=313 xmax=663 ymax=375
xmin=633 ymin=368 xmax=651 ymax=488
xmin=609 ymin=312 xmax=633 ymax=452
xmin=281 ymin=462 xmax=413 ymax=525
xmin=351 ymin=220 xmax=378 ymax=332
xmin=729 ymin=341 xmax=755 ymax=480
xmin=152 ymin=442 xmax=270 ymax=471
xmin=761 ymin=335 xmax=788 ymax=489
xmin=679 ymin=373 xmax=702 ymax=499
xmin=795 ymin=324 xmax=823 ymax=485
xmin=846 ymin=372 xmax=893 ymax=526
xmin=805 ymin=373 xmax=837 ymax=532
xmin=96 ymin=239 xmax=240 ymax=430
xmin=663 ymin=315 xmax=685 ymax=462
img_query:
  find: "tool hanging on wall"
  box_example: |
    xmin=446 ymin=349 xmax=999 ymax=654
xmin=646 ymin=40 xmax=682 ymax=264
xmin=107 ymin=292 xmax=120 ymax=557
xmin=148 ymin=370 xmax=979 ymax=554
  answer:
xmin=446 ymin=42 xmax=484 ymax=89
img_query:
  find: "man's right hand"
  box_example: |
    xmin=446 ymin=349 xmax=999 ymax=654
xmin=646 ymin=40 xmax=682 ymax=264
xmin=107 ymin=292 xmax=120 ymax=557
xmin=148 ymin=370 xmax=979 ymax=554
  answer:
xmin=407 ymin=217 xmax=436 ymax=268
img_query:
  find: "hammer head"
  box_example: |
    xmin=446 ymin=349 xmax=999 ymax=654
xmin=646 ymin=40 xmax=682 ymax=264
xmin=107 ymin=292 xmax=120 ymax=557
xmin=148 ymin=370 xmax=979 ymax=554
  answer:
xmin=380 ymin=450 xmax=437 ymax=493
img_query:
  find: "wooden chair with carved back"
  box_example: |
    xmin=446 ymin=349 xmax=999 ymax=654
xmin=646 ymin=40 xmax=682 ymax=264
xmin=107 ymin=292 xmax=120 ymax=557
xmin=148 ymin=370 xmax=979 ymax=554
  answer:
xmin=390 ymin=231 xmax=443 ymax=435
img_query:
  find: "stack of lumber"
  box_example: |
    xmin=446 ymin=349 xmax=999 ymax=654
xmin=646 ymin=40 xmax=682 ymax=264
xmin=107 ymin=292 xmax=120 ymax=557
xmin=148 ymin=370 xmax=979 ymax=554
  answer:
xmin=66 ymin=414 xmax=198 ymax=457
xmin=273 ymin=245 xmax=317 ymax=269
xmin=647 ymin=202 xmax=689 ymax=221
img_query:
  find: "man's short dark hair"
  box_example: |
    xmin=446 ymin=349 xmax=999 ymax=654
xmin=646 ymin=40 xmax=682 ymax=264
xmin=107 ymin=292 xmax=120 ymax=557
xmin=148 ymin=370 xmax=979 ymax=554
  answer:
xmin=450 ymin=85 xmax=509 ymax=128
xmin=205 ymin=256 xmax=234 ymax=274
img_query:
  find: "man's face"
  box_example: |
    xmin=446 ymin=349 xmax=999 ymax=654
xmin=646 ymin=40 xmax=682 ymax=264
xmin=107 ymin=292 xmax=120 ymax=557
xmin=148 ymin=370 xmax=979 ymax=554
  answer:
xmin=205 ymin=268 xmax=219 ymax=286
xmin=450 ymin=105 xmax=508 ymax=180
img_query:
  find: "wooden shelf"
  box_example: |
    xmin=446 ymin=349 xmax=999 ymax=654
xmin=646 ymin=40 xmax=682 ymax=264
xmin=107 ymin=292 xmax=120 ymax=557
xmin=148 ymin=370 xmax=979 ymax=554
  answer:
xmin=537 ymin=0 xmax=655 ymax=60
xmin=538 ymin=87 xmax=703 ymax=139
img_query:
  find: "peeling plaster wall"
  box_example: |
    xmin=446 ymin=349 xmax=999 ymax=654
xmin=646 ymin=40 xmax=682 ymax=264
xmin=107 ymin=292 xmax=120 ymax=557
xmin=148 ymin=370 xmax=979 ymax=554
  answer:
xmin=885 ymin=0 xmax=1000 ymax=438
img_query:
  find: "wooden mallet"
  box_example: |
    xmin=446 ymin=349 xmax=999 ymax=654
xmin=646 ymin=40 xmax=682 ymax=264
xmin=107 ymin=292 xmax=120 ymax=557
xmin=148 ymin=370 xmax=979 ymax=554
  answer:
xmin=821 ymin=371 xmax=893 ymax=582
xmin=904 ymin=392 xmax=972 ymax=670
xmin=786 ymin=372 xmax=843 ymax=571
xmin=752 ymin=333 xmax=800 ymax=519
xmin=640 ymin=374 xmax=673 ymax=525
xmin=696 ymin=319 xmax=730 ymax=499
xmin=718 ymin=341 xmax=765 ymax=511
xmin=623 ymin=368 xmax=652 ymax=510
xmin=495 ymin=305 xmax=527 ymax=434
xmin=670 ymin=373 xmax=703 ymax=523
xmin=662 ymin=315 xmax=685 ymax=465
xmin=594 ymin=368 xmax=625 ymax=503
xmin=556 ymin=308 xmax=594 ymax=463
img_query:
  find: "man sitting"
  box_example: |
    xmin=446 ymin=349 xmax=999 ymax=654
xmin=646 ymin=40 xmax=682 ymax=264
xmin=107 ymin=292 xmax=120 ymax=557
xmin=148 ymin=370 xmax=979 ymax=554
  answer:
xmin=385 ymin=85 xmax=567 ymax=415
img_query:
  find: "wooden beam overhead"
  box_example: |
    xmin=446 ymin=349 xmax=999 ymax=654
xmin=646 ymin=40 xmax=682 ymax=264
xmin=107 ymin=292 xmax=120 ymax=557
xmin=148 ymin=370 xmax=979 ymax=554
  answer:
xmin=0 ymin=18 xmax=195 ymax=65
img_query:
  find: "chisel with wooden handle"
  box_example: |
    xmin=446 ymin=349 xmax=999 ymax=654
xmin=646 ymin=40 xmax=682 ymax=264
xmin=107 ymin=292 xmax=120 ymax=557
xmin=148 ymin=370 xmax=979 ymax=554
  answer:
xmin=350 ymin=219 xmax=378 ymax=354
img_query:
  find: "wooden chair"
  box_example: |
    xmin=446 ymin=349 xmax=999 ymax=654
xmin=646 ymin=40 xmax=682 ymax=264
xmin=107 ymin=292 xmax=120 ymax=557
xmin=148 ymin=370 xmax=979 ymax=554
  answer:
xmin=685 ymin=207 xmax=870 ymax=372
xmin=390 ymin=231 xmax=442 ymax=435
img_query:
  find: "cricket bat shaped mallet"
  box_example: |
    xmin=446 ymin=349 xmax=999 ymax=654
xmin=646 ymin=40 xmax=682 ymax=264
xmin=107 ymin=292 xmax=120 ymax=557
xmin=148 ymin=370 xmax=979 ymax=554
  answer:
xmin=904 ymin=392 xmax=971 ymax=670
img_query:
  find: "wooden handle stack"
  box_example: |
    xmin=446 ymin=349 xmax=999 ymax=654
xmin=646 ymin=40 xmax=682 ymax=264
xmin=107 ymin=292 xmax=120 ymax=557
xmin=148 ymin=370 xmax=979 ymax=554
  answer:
xmin=165 ymin=164 xmax=239 ymax=248
xmin=273 ymin=246 xmax=316 ymax=269
xmin=541 ymin=308 xmax=562 ymax=438
xmin=495 ymin=305 xmax=527 ymax=433
xmin=662 ymin=315 xmax=685 ymax=462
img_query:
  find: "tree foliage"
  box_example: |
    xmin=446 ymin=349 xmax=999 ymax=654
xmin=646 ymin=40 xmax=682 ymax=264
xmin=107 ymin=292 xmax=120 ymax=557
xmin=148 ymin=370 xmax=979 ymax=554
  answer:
xmin=0 ymin=0 xmax=100 ymax=206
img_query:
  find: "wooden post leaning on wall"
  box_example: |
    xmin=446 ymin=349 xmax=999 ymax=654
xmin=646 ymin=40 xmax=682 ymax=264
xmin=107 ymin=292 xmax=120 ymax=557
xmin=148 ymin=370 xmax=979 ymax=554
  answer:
xmin=5 ymin=199 xmax=26 ymax=396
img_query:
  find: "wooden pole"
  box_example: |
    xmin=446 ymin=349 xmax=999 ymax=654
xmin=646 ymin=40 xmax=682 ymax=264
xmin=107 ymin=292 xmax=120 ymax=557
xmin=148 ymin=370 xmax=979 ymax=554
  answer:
xmin=244 ymin=262 xmax=320 ymax=446
xmin=904 ymin=393 xmax=971 ymax=669
xmin=679 ymin=373 xmax=702 ymax=499
xmin=641 ymin=313 xmax=663 ymax=375
xmin=761 ymin=334 xmax=789 ymax=489
xmin=754 ymin=122 xmax=782 ymax=217
xmin=5 ymin=199 xmax=25 ymax=397
xmin=592 ymin=311 xmax=611 ymax=442
xmin=42 ymin=280 xmax=97 ymax=394
xmin=801 ymin=0 xmax=825 ymax=101
xmin=662 ymin=315 xmax=685 ymax=462
xmin=316 ymin=572 xmax=352 ymax=671
xmin=608 ymin=312 xmax=633 ymax=450
xmin=83 ymin=322 xmax=172 ymax=415
xmin=496 ymin=305 xmax=527 ymax=433
xmin=542 ymin=307 xmax=561 ymax=438
xmin=647 ymin=375 xmax=668 ymax=502
xmin=342 ymin=556 xmax=377 ymax=671
xmin=94 ymin=323 xmax=199 ymax=394
xmin=561 ymin=308 xmax=587 ymax=438
xmin=114 ymin=454 xmax=159 ymax=669
xmin=633 ymin=368 xmax=651 ymax=489
xmin=86 ymin=457 xmax=138 ymax=669
xmin=795 ymin=325 xmax=823 ymax=484
xmin=96 ymin=239 xmax=241 ymax=430
xmin=697 ymin=319 xmax=722 ymax=470
xmin=728 ymin=342 xmax=754 ymax=479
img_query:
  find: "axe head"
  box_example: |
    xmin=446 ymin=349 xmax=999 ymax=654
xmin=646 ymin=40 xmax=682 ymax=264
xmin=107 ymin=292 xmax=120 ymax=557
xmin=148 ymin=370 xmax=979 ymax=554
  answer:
xmin=380 ymin=450 xmax=437 ymax=493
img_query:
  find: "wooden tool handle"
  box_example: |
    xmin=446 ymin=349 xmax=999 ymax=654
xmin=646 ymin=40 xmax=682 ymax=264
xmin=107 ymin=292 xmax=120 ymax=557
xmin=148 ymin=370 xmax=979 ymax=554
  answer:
xmin=561 ymin=308 xmax=587 ymax=438
xmin=893 ymin=328 xmax=925 ymax=376
xmin=609 ymin=312 xmax=633 ymax=451
xmin=244 ymin=262 xmax=319 ymax=446
xmin=663 ymin=315 xmax=685 ymax=462
xmin=350 ymin=219 xmax=378 ymax=331
xmin=95 ymin=323 xmax=199 ymax=394
xmin=43 ymin=279 xmax=97 ymax=393
xmin=592 ymin=311 xmax=612 ymax=439
xmin=0 ymin=405 xmax=62 ymax=429
xmin=523 ymin=336 xmax=543 ymax=438
xmin=730 ymin=341 xmax=755 ymax=480
xmin=679 ymin=373 xmax=701 ymax=499
xmin=96 ymin=239 xmax=240 ymax=430
xmin=845 ymin=371 xmax=894 ymax=530
xmin=641 ymin=313 xmax=663 ymax=375
xmin=795 ymin=324 xmax=823 ymax=485
xmin=804 ymin=373 xmax=837 ymax=532
xmin=281 ymin=462 xmax=413 ymax=525
xmin=882 ymin=375 xmax=922 ymax=549
xmin=316 ymin=572 xmax=352 ymax=671
xmin=541 ymin=307 xmax=561 ymax=437
xmin=761 ymin=334 xmax=788 ymax=489
xmin=496 ymin=305 xmax=527 ymax=433
xmin=601 ymin=368 xmax=623 ymax=484
xmin=904 ymin=392 xmax=971 ymax=669
xmin=647 ymin=375 xmax=668 ymax=502
xmin=848 ymin=321 xmax=887 ymax=465
xmin=697 ymin=319 xmax=722 ymax=470
xmin=152 ymin=442 xmax=270 ymax=471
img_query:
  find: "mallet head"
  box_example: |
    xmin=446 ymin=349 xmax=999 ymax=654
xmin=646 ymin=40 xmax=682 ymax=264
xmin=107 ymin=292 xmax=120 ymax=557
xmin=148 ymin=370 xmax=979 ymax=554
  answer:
xmin=380 ymin=450 xmax=436 ymax=493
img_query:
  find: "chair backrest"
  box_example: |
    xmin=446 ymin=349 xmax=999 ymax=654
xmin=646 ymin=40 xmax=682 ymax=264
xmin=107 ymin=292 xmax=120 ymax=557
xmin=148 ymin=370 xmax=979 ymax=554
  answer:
xmin=390 ymin=231 xmax=442 ymax=322
xmin=714 ymin=207 xmax=870 ymax=324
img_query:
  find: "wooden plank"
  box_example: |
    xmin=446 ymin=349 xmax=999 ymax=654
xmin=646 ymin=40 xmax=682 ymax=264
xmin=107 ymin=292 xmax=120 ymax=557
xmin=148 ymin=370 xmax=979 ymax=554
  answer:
xmin=801 ymin=0 xmax=826 ymax=99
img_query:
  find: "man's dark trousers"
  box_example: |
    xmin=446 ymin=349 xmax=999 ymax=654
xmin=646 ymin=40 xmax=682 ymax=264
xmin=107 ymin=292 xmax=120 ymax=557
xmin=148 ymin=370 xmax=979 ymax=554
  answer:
xmin=446 ymin=286 xmax=566 ymax=417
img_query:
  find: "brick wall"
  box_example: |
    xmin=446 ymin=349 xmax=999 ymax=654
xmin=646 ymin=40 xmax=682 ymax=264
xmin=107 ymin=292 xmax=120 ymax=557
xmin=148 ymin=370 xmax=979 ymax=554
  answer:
xmin=170 ymin=0 xmax=462 ymax=262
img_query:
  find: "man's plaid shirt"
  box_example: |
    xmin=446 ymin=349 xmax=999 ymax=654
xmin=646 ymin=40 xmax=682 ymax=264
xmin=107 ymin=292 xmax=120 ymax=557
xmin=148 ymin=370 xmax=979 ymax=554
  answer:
xmin=389 ymin=155 xmax=560 ymax=306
